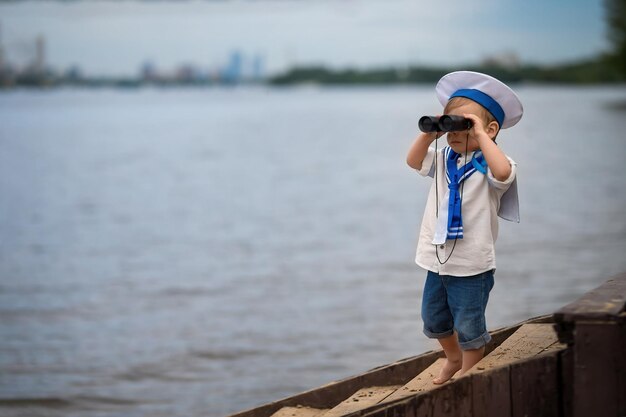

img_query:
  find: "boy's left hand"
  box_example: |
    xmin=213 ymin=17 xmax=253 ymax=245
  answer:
xmin=463 ymin=113 xmax=489 ymax=143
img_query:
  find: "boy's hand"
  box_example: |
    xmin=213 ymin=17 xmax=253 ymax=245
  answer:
xmin=408 ymin=115 xmax=444 ymax=170
xmin=420 ymin=130 xmax=443 ymax=144
xmin=420 ymin=114 xmax=444 ymax=143
xmin=462 ymin=113 xmax=488 ymax=140
xmin=462 ymin=113 xmax=511 ymax=181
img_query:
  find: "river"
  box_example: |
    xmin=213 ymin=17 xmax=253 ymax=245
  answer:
xmin=1 ymin=85 xmax=625 ymax=416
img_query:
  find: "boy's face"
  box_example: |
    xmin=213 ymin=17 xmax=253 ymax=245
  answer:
xmin=445 ymin=99 xmax=485 ymax=154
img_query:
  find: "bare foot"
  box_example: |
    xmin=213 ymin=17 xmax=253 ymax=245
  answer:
xmin=433 ymin=358 xmax=462 ymax=385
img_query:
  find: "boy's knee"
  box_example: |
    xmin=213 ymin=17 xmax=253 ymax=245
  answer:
xmin=421 ymin=307 xmax=454 ymax=339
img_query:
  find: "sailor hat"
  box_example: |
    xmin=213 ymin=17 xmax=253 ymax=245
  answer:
xmin=436 ymin=71 xmax=523 ymax=129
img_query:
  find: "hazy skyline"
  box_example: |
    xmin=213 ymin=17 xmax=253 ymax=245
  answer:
xmin=0 ymin=0 xmax=608 ymax=77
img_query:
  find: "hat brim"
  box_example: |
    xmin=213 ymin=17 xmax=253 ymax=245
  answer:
xmin=436 ymin=71 xmax=523 ymax=129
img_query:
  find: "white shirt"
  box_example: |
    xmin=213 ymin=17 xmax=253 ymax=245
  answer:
xmin=415 ymin=146 xmax=517 ymax=276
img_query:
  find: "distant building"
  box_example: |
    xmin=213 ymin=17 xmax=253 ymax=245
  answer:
xmin=0 ymin=41 xmax=13 ymax=87
xmin=175 ymin=64 xmax=204 ymax=83
xmin=222 ymin=50 xmax=243 ymax=83
xmin=208 ymin=66 xmax=221 ymax=83
xmin=34 ymin=35 xmax=46 ymax=74
xmin=14 ymin=34 xmax=54 ymax=86
xmin=252 ymin=54 xmax=265 ymax=81
xmin=65 ymin=65 xmax=82 ymax=82
xmin=0 ymin=23 xmax=5 ymax=73
xmin=141 ymin=61 xmax=158 ymax=82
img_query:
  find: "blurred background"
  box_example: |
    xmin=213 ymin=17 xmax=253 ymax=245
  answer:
xmin=0 ymin=1 xmax=625 ymax=416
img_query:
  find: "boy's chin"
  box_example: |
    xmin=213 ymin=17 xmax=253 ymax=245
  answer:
xmin=448 ymin=143 xmax=466 ymax=153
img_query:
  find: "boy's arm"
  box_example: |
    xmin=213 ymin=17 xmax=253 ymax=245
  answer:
xmin=477 ymin=135 xmax=512 ymax=182
xmin=463 ymin=113 xmax=512 ymax=182
xmin=406 ymin=132 xmax=438 ymax=170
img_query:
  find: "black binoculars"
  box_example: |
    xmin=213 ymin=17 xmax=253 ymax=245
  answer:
xmin=418 ymin=115 xmax=473 ymax=133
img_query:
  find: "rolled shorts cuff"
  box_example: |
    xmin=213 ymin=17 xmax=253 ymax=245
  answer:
xmin=423 ymin=327 xmax=454 ymax=339
xmin=459 ymin=331 xmax=492 ymax=350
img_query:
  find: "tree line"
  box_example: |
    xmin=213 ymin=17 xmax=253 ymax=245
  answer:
xmin=271 ymin=0 xmax=625 ymax=86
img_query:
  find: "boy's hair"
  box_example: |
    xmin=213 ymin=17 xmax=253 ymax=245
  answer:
xmin=444 ymin=97 xmax=497 ymax=127
xmin=444 ymin=97 xmax=501 ymax=140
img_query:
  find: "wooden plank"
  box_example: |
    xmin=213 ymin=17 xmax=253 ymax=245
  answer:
xmin=430 ymin=377 xmax=473 ymax=417
xmin=554 ymin=273 xmax=626 ymax=322
xmin=467 ymin=324 xmax=558 ymax=372
xmin=470 ymin=365 xmax=510 ymax=417
xmin=464 ymin=325 xmax=562 ymax=417
xmin=615 ymin=313 xmax=626 ymax=416
xmin=357 ymin=377 xmax=473 ymax=417
xmin=358 ymin=392 xmax=434 ymax=417
xmin=382 ymin=358 xmax=446 ymax=403
xmin=229 ymin=350 xmax=440 ymax=417
xmin=377 ymin=326 xmax=561 ymax=410
xmin=467 ymin=337 xmax=565 ymax=417
xmin=510 ymin=352 xmax=560 ymax=417
xmin=537 ymin=340 xmax=567 ymax=355
xmin=228 ymin=316 xmax=552 ymax=417
xmin=319 ymin=386 xmax=399 ymax=417
xmin=270 ymin=407 xmax=329 ymax=417
xmin=572 ymin=322 xmax=623 ymax=417
xmin=559 ymin=348 xmax=574 ymax=417
xmin=551 ymin=275 xmax=626 ymax=417
xmin=355 ymin=323 xmax=560 ymax=417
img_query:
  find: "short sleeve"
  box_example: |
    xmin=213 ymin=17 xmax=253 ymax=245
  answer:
xmin=416 ymin=147 xmax=437 ymax=178
xmin=487 ymin=156 xmax=517 ymax=191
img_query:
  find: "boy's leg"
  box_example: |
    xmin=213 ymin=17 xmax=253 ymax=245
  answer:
xmin=433 ymin=331 xmax=463 ymax=384
xmin=460 ymin=346 xmax=485 ymax=375
xmin=421 ymin=271 xmax=461 ymax=384
xmin=447 ymin=270 xmax=495 ymax=374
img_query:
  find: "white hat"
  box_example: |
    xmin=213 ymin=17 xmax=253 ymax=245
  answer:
xmin=436 ymin=71 xmax=523 ymax=129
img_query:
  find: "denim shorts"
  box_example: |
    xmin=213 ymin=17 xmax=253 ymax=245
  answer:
xmin=421 ymin=269 xmax=495 ymax=350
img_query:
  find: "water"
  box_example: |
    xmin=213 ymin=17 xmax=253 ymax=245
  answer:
xmin=0 ymin=85 xmax=625 ymax=417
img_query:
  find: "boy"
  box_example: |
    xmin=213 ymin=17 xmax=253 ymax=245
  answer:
xmin=406 ymin=71 xmax=523 ymax=384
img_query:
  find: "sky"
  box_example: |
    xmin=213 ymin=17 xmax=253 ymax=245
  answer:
xmin=0 ymin=0 xmax=609 ymax=77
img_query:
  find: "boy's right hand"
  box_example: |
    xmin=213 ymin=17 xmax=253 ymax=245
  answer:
xmin=407 ymin=113 xmax=444 ymax=170
xmin=418 ymin=131 xmax=439 ymax=144
xmin=421 ymin=114 xmax=444 ymax=143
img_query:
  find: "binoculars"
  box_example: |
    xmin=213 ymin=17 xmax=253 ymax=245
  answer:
xmin=418 ymin=115 xmax=473 ymax=133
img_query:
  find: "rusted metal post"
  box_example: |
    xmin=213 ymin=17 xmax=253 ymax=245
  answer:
xmin=553 ymin=273 xmax=626 ymax=417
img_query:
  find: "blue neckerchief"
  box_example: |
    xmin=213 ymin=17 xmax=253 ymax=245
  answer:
xmin=444 ymin=147 xmax=487 ymax=239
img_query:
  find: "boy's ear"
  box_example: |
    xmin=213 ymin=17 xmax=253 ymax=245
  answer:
xmin=487 ymin=121 xmax=500 ymax=140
